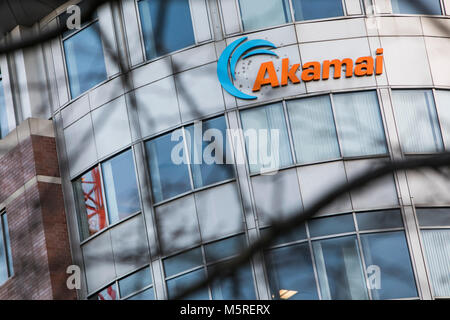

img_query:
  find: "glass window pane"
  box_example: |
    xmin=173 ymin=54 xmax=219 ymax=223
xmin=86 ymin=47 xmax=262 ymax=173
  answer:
xmin=102 ymin=150 xmax=140 ymax=224
xmin=417 ymin=208 xmax=450 ymax=227
xmin=210 ymin=263 xmax=256 ymax=300
xmin=163 ymin=247 xmax=203 ymax=278
xmin=391 ymin=0 xmax=442 ymax=15
xmin=185 ymin=117 xmax=235 ymax=188
xmin=312 ymin=236 xmax=368 ymax=300
xmin=287 ymin=95 xmax=340 ymax=164
xmin=266 ymin=243 xmax=318 ymax=300
xmin=204 ymin=235 xmax=246 ymax=263
xmin=357 ymin=210 xmax=404 ymax=231
xmin=91 ymin=284 xmax=119 ymax=300
xmin=434 ymin=90 xmax=450 ymax=150
xmin=146 ymin=131 xmax=192 ymax=203
xmin=333 ymin=91 xmax=387 ymax=157
xmin=73 ymin=167 xmax=107 ymax=240
xmin=238 ymin=0 xmax=291 ymax=31
xmin=119 ymin=267 xmax=152 ymax=298
xmin=63 ymin=22 xmax=107 ymax=98
xmin=260 ymin=224 xmax=307 ymax=247
xmin=421 ymin=229 xmax=450 ymax=297
xmin=128 ymin=288 xmax=155 ymax=300
xmin=1 ymin=215 xmax=12 ymax=277
xmin=0 ymin=76 xmax=9 ymax=138
xmin=138 ymin=0 xmax=195 ymax=60
xmin=0 ymin=217 xmax=7 ymax=284
xmin=392 ymin=90 xmax=443 ymax=153
xmin=308 ymin=214 xmax=355 ymax=238
xmin=240 ymin=103 xmax=293 ymax=174
xmin=361 ymin=231 xmax=417 ymax=299
xmin=292 ymin=0 xmax=344 ymax=21
xmin=166 ymin=269 xmax=209 ymax=300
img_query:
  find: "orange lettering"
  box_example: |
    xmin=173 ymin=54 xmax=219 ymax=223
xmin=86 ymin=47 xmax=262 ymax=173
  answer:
xmin=301 ymin=62 xmax=321 ymax=82
xmin=376 ymin=48 xmax=383 ymax=75
xmin=322 ymin=59 xmax=353 ymax=80
xmin=281 ymin=58 xmax=300 ymax=86
xmin=252 ymin=61 xmax=280 ymax=92
xmin=354 ymin=57 xmax=374 ymax=77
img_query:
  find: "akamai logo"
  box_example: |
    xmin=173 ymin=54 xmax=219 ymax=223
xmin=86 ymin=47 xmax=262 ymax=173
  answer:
xmin=217 ymin=37 xmax=278 ymax=100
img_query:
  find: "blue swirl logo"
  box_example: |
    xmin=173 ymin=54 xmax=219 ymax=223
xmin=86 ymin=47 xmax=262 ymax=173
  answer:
xmin=217 ymin=37 xmax=278 ymax=100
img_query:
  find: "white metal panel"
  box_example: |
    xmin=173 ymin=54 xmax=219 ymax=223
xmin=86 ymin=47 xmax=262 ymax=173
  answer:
xmin=296 ymin=18 xmax=366 ymax=43
xmin=189 ymin=0 xmax=212 ymax=43
xmin=135 ymin=76 xmax=181 ymax=138
xmin=64 ymin=113 xmax=98 ymax=177
xmin=297 ymin=161 xmax=352 ymax=216
xmin=131 ymin=56 xmax=173 ymax=89
xmin=91 ymin=96 xmax=132 ymax=159
xmin=82 ymin=231 xmax=116 ymax=293
xmin=227 ymin=24 xmax=297 ymax=48
xmin=175 ymin=62 xmax=225 ymax=122
xmin=219 ymin=0 xmax=241 ymax=35
xmin=344 ymin=159 xmax=399 ymax=210
xmin=51 ymin=36 xmax=70 ymax=106
xmin=110 ymin=214 xmax=150 ymax=276
xmin=172 ymin=43 xmax=217 ymax=73
xmin=195 ymin=182 xmax=244 ymax=242
xmin=380 ymin=37 xmax=433 ymax=86
xmin=61 ymin=95 xmax=90 ymax=128
xmin=345 ymin=0 xmax=363 ymax=15
xmin=251 ymin=168 xmax=303 ymax=227
xmin=98 ymin=2 xmax=120 ymax=76
xmin=121 ymin=0 xmax=145 ymax=66
xmin=445 ymin=0 xmax=450 ymax=15
xmin=373 ymin=0 xmax=392 ymax=13
xmin=155 ymin=195 xmax=201 ymax=254
xmin=374 ymin=17 xmax=423 ymax=36
xmin=425 ymin=37 xmax=450 ymax=86
xmin=421 ymin=17 xmax=450 ymax=37
xmin=89 ymin=76 xmax=125 ymax=110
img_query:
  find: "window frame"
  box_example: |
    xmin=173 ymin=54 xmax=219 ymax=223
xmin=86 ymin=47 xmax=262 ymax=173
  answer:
xmin=263 ymin=208 xmax=419 ymax=300
xmin=145 ymin=115 xmax=237 ymax=206
xmin=135 ymin=0 xmax=200 ymax=63
xmin=60 ymin=10 xmax=108 ymax=100
xmin=74 ymin=148 xmax=142 ymax=244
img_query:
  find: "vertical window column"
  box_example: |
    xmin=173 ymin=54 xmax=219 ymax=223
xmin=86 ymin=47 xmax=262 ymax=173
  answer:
xmin=0 ymin=213 xmax=13 ymax=284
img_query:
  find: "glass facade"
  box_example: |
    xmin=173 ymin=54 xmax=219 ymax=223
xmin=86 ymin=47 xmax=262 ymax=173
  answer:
xmin=265 ymin=210 xmax=417 ymax=300
xmin=0 ymin=213 xmax=13 ymax=285
xmin=63 ymin=20 xmax=107 ymax=98
xmin=146 ymin=116 xmax=235 ymax=203
xmin=0 ymin=70 xmax=8 ymax=139
xmin=391 ymin=0 xmax=442 ymax=15
xmin=138 ymin=0 xmax=196 ymax=60
xmin=292 ymin=0 xmax=344 ymax=21
xmin=74 ymin=149 xmax=140 ymax=240
xmin=238 ymin=0 xmax=292 ymax=31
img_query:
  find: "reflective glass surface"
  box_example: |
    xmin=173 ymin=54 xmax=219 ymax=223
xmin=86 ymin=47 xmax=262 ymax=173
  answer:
xmin=292 ymin=0 xmax=344 ymax=21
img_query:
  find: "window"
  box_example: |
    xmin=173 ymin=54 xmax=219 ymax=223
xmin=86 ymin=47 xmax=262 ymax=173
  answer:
xmin=74 ymin=149 xmax=140 ymax=240
xmin=264 ymin=210 xmax=418 ymax=300
xmin=0 ymin=213 xmax=13 ymax=284
xmin=146 ymin=116 xmax=235 ymax=203
xmin=333 ymin=91 xmax=387 ymax=157
xmin=238 ymin=0 xmax=292 ymax=31
xmin=138 ymin=0 xmax=196 ymax=60
xmin=287 ymin=95 xmax=340 ymax=164
xmin=101 ymin=151 xmax=140 ymax=224
xmin=292 ymin=0 xmax=344 ymax=21
xmin=62 ymin=16 xmax=107 ymax=98
xmin=434 ymin=90 xmax=450 ymax=149
xmin=163 ymin=235 xmax=256 ymax=300
xmin=0 ymin=70 xmax=8 ymax=139
xmin=391 ymin=0 xmax=442 ymax=15
xmin=416 ymin=208 xmax=450 ymax=297
xmin=240 ymin=103 xmax=293 ymax=174
xmin=90 ymin=266 xmax=155 ymax=300
xmin=392 ymin=90 xmax=443 ymax=153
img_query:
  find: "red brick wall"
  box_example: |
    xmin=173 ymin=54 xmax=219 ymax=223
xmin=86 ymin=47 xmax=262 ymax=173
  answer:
xmin=0 ymin=135 xmax=76 ymax=300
